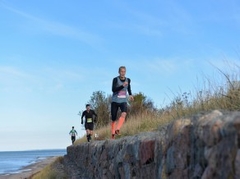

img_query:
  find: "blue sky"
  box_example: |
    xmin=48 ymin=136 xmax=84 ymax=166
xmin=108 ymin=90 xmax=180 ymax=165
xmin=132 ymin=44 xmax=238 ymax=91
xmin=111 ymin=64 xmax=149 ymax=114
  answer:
xmin=0 ymin=0 xmax=240 ymax=151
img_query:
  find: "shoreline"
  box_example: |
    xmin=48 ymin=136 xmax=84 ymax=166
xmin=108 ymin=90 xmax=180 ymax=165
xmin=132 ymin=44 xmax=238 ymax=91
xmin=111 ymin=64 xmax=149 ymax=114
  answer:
xmin=0 ymin=156 xmax=58 ymax=179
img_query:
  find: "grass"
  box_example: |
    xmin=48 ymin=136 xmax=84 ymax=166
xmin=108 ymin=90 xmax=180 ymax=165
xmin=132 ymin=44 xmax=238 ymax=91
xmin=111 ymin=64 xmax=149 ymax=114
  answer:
xmin=31 ymin=157 xmax=67 ymax=179
xmin=74 ymin=62 xmax=240 ymax=144
xmin=73 ymin=110 xmax=175 ymax=144
xmin=74 ymin=87 xmax=235 ymax=143
xmin=37 ymin=61 xmax=240 ymax=178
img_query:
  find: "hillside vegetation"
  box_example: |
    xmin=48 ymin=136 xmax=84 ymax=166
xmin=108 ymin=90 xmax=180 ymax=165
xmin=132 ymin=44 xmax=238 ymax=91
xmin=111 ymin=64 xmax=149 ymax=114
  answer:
xmin=75 ymin=63 xmax=240 ymax=143
xmin=34 ymin=62 xmax=240 ymax=178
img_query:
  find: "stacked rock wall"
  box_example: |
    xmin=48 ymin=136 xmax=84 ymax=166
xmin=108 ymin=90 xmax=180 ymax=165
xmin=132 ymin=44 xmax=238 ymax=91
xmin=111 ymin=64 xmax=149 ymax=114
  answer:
xmin=64 ymin=110 xmax=240 ymax=179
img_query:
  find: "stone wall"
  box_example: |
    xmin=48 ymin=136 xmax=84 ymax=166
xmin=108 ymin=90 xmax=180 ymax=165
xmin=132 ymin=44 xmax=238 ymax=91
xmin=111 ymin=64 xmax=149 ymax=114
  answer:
xmin=63 ymin=110 xmax=240 ymax=179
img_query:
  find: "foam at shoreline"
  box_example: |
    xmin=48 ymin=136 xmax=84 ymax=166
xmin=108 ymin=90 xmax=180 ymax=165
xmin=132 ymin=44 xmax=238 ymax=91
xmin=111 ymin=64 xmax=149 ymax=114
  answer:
xmin=0 ymin=149 xmax=66 ymax=177
xmin=0 ymin=156 xmax=57 ymax=179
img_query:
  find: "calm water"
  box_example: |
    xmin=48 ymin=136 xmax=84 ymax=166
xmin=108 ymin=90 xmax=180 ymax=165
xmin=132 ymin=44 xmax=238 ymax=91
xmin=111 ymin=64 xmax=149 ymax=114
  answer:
xmin=0 ymin=149 xmax=66 ymax=175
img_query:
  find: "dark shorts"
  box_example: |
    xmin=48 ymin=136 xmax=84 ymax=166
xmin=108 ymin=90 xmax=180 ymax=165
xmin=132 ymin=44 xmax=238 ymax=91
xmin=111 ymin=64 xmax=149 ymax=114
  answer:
xmin=85 ymin=123 xmax=94 ymax=130
xmin=111 ymin=102 xmax=127 ymax=121
xmin=71 ymin=136 xmax=76 ymax=141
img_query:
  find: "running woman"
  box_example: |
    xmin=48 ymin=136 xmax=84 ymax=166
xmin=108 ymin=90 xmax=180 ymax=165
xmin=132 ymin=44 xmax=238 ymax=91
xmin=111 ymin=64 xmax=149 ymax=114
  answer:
xmin=81 ymin=104 xmax=98 ymax=142
xmin=69 ymin=126 xmax=78 ymax=144
xmin=111 ymin=66 xmax=134 ymax=139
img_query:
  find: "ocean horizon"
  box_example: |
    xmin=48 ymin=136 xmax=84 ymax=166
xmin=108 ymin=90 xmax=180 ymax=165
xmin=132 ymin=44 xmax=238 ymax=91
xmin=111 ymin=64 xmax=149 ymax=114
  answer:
xmin=0 ymin=149 xmax=66 ymax=176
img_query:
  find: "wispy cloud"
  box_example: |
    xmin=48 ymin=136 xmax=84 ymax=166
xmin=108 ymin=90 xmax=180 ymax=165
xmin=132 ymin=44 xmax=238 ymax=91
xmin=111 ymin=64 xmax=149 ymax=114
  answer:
xmin=146 ymin=59 xmax=177 ymax=74
xmin=42 ymin=67 xmax=84 ymax=83
xmin=100 ymin=1 xmax=165 ymax=38
xmin=124 ymin=7 xmax=165 ymax=37
xmin=107 ymin=1 xmax=194 ymax=37
xmin=1 ymin=3 xmax=104 ymax=49
xmin=106 ymin=12 xmax=163 ymax=37
xmin=0 ymin=66 xmax=29 ymax=79
xmin=0 ymin=66 xmax=33 ymax=92
xmin=110 ymin=57 xmax=196 ymax=79
xmin=0 ymin=64 xmax=86 ymax=93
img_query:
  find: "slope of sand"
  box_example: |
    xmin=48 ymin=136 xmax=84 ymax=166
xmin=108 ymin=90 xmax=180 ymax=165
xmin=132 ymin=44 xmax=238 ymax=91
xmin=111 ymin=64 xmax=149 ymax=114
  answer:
xmin=0 ymin=156 xmax=57 ymax=179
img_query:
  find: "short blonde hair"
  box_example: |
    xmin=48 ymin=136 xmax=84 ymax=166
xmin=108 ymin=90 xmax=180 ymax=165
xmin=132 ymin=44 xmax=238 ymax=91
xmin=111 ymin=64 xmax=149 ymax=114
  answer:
xmin=118 ymin=66 xmax=126 ymax=72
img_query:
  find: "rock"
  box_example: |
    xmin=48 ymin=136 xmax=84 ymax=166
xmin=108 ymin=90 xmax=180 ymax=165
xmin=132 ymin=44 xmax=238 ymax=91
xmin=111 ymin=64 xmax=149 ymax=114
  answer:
xmin=139 ymin=139 xmax=155 ymax=166
xmin=197 ymin=110 xmax=223 ymax=147
xmin=63 ymin=110 xmax=240 ymax=179
xmin=235 ymin=150 xmax=240 ymax=179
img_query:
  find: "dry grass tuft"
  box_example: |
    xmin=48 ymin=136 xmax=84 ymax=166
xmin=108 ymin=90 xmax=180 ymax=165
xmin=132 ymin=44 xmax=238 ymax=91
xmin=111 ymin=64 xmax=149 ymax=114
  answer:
xmin=31 ymin=157 xmax=67 ymax=179
xmin=74 ymin=62 xmax=240 ymax=144
xmin=37 ymin=61 xmax=240 ymax=178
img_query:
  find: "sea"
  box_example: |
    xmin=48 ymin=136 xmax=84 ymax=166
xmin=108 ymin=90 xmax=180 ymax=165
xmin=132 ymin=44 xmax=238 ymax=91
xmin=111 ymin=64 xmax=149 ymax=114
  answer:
xmin=0 ymin=149 xmax=66 ymax=176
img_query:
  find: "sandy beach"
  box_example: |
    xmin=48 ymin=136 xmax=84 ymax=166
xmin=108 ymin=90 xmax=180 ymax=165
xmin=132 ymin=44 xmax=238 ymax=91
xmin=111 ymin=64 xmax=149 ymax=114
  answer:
xmin=0 ymin=156 xmax=57 ymax=179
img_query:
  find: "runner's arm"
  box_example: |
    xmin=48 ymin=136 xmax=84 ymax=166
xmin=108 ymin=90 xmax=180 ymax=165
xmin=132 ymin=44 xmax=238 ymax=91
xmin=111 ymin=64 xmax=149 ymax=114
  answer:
xmin=81 ymin=112 xmax=85 ymax=124
xmin=127 ymin=78 xmax=132 ymax=95
xmin=112 ymin=77 xmax=124 ymax=92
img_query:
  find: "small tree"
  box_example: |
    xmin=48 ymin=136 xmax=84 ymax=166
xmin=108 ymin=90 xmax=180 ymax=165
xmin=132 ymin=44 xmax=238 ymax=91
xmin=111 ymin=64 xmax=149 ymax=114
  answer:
xmin=88 ymin=91 xmax=110 ymax=128
xmin=128 ymin=92 xmax=155 ymax=116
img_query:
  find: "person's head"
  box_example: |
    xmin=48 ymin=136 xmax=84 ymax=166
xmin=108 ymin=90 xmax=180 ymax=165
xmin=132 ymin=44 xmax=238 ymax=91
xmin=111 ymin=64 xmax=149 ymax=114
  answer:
xmin=86 ymin=104 xmax=91 ymax=111
xmin=118 ymin=66 xmax=126 ymax=78
xmin=72 ymin=126 xmax=74 ymax=129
